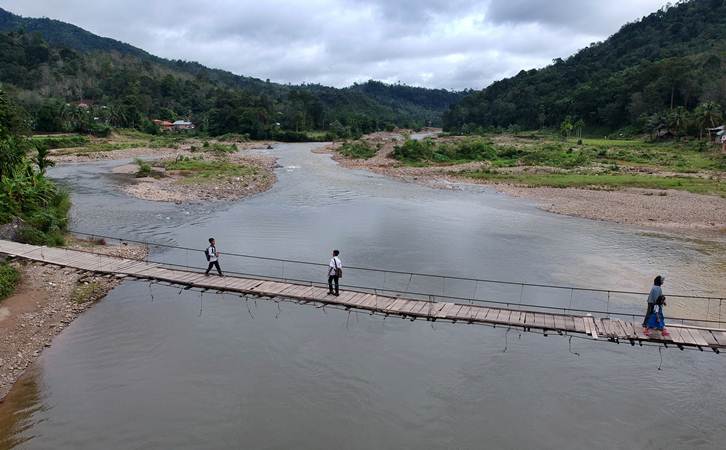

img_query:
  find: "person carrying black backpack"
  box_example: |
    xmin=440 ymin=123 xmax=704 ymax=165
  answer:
xmin=204 ymin=237 xmax=223 ymax=276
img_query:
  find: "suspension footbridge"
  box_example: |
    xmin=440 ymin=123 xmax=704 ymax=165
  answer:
xmin=1 ymin=237 xmax=724 ymax=354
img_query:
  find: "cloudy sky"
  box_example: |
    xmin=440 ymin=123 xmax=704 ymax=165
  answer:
xmin=0 ymin=0 xmax=668 ymax=90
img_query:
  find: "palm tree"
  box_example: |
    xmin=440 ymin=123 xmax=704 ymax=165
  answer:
xmin=574 ymin=118 xmax=585 ymax=140
xmin=694 ymin=102 xmax=723 ymax=140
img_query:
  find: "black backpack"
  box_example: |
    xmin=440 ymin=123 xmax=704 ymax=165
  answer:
xmin=205 ymin=246 xmax=212 ymax=262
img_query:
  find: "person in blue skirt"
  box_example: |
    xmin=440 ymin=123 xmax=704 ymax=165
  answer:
xmin=646 ymin=294 xmax=669 ymax=337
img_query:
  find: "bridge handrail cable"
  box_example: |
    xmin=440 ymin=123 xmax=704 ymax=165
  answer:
xmin=67 ymin=229 xmax=725 ymax=302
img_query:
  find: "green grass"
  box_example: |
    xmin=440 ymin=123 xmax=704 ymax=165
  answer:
xmin=462 ymin=171 xmax=726 ymax=196
xmin=165 ymin=159 xmax=260 ymax=183
xmin=393 ymin=134 xmax=726 ymax=174
xmin=70 ymin=281 xmax=105 ymax=304
xmin=0 ymin=263 xmax=20 ymax=302
xmin=339 ymin=141 xmax=378 ymax=159
xmin=31 ymin=134 xmax=89 ymax=150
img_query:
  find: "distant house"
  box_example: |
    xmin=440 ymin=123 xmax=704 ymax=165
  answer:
xmin=153 ymin=119 xmax=174 ymax=131
xmin=707 ymin=125 xmax=724 ymax=143
xmin=172 ymin=120 xmax=195 ymax=131
xmin=77 ymin=102 xmax=90 ymax=109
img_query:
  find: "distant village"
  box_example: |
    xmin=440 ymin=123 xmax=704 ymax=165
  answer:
xmin=152 ymin=119 xmax=195 ymax=132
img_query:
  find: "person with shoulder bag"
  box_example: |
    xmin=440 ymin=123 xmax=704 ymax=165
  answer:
xmin=204 ymin=237 xmax=223 ymax=276
xmin=327 ymin=249 xmax=342 ymax=296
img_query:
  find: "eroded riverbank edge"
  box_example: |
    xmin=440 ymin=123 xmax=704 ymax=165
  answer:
xmin=0 ymin=240 xmax=148 ymax=401
xmin=318 ymin=141 xmax=726 ymax=235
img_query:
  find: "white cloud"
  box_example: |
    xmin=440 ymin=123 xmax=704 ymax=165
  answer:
xmin=0 ymin=0 xmax=669 ymax=90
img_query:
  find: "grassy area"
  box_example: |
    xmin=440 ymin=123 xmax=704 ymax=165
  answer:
xmin=165 ymin=157 xmax=260 ymax=183
xmin=394 ymin=135 xmax=725 ymax=170
xmin=31 ymin=134 xmax=89 ymax=150
xmin=0 ymin=263 xmax=20 ymax=302
xmin=70 ymin=281 xmax=105 ymax=304
xmin=339 ymin=141 xmax=378 ymax=159
xmin=42 ymin=129 xmax=193 ymax=155
xmin=462 ymin=171 xmax=726 ymax=196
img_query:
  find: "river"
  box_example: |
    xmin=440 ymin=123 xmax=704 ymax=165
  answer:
xmin=1 ymin=142 xmax=725 ymax=449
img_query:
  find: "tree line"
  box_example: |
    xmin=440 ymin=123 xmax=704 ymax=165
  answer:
xmin=443 ymin=0 xmax=726 ymax=138
xmin=0 ymin=25 xmax=460 ymax=139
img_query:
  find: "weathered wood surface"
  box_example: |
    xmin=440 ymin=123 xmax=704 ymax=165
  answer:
xmin=2 ymin=240 xmax=724 ymax=352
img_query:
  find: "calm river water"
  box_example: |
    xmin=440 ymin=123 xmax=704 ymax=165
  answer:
xmin=1 ymin=142 xmax=725 ymax=449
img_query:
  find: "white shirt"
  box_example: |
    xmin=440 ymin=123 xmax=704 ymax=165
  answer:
xmin=207 ymin=245 xmax=218 ymax=262
xmin=328 ymin=256 xmax=342 ymax=276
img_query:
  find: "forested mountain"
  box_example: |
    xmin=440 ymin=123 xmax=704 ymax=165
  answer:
xmin=443 ymin=0 xmax=726 ymax=135
xmin=0 ymin=8 xmax=462 ymax=137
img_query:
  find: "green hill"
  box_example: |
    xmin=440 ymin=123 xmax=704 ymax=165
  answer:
xmin=0 ymin=8 xmax=462 ymax=138
xmin=443 ymin=0 xmax=726 ymax=135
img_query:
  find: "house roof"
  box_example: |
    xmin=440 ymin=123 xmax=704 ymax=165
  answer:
xmin=172 ymin=120 xmax=193 ymax=125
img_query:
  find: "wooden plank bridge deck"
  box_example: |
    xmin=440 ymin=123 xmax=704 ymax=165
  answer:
xmin=2 ymin=240 xmax=725 ymax=353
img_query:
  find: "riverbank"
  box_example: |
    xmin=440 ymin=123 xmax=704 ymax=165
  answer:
xmin=323 ymin=132 xmax=726 ymax=233
xmin=0 ymin=239 xmax=147 ymax=401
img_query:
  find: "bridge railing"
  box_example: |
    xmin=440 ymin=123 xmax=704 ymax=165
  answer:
xmin=67 ymin=230 xmax=726 ymax=329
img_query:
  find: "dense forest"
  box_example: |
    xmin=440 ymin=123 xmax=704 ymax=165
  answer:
xmin=444 ymin=0 xmax=726 ymax=137
xmin=0 ymin=7 xmax=462 ymax=138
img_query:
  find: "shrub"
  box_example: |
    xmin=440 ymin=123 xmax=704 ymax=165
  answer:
xmin=133 ymin=158 xmax=152 ymax=177
xmin=0 ymin=263 xmax=20 ymax=301
xmin=339 ymin=141 xmax=377 ymax=159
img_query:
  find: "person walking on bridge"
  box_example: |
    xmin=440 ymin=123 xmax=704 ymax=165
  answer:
xmin=642 ymin=275 xmax=664 ymax=334
xmin=328 ymin=250 xmax=342 ymax=296
xmin=204 ymin=237 xmax=223 ymax=277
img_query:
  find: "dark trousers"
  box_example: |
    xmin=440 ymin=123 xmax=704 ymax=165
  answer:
xmin=328 ymin=275 xmax=339 ymax=294
xmin=642 ymin=303 xmax=654 ymax=327
xmin=206 ymin=260 xmax=222 ymax=276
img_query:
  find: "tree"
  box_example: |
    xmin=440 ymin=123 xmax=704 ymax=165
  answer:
xmin=0 ymin=89 xmax=29 ymax=179
xmin=666 ymin=106 xmax=688 ymax=136
xmin=560 ymin=116 xmax=574 ymax=139
xmin=694 ymin=101 xmax=723 ymax=140
xmin=573 ymin=118 xmax=585 ymax=139
xmin=34 ymin=144 xmax=56 ymax=174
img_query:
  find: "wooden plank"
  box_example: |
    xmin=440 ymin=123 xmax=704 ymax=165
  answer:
xmin=510 ymin=311 xmax=523 ymax=326
xmin=553 ymin=315 xmax=566 ymax=331
xmin=353 ymin=293 xmax=376 ymax=306
xmin=342 ymin=292 xmax=366 ymax=306
xmin=410 ymin=302 xmax=430 ymax=316
xmin=474 ymin=308 xmax=491 ymax=321
xmin=373 ymin=296 xmax=396 ymax=310
xmin=684 ymin=328 xmax=709 ymax=347
xmin=453 ymin=305 xmax=471 ymax=320
xmin=586 ymin=317 xmax=598 ymax=339
xmin=610 ymin=320 xmax=626 ymax=339
xmin=698 ymin=330 xmax=721 ymax=348
xmin=666 ymin=327 xmax=687 ymax=345
xmin=435 ymin=303 xmax=455 ymax=318
xmin=709 ymin=331 xmax=726 ymax=346
xmin=524 ymin=312 xmax=536 ymax=327
xmin=403 ymin=300 xmax=425 ymax=314
xmin=385 ymin=299 xmax=408 ymax=313
xmin=533 ymin=313 xmax=547 ymax=329
xmin=618 ymin=320 xmax=636 ymax=339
